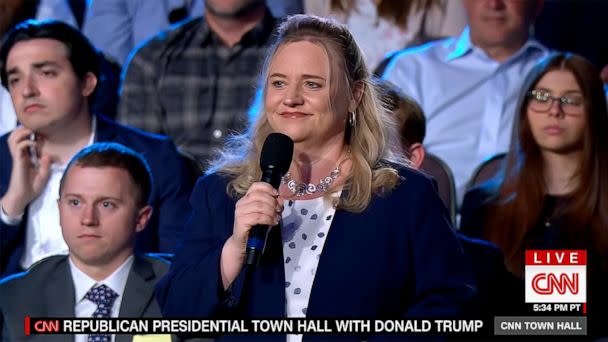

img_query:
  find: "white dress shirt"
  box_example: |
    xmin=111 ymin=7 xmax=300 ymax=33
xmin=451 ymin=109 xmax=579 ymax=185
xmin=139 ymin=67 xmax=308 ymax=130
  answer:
xmin=82 ymin=0 xmax=190 ymax=66
xmin=0 ymin=117 xmax=96 ymax=269
xmin=281 ymin=193 xmax=339 ymax=342
xmin=36 ymin=0 xmax=79 ymax=28
xmin=70 ymin=255 xmax=134 ymax=342
xmin=383 ymin=27 xmax=550 ymax=204
xmin=20 ymin=162 xmax=70 ymax=268
xmin=0 ymin=85 xmax=17 ymax=137
xmin=305 ymin=0 xmax=467 ymax=71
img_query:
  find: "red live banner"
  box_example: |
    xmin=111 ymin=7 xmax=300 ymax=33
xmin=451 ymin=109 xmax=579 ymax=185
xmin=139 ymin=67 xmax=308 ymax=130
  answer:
xmin=525 ymin=250 xmax=587 ymax=266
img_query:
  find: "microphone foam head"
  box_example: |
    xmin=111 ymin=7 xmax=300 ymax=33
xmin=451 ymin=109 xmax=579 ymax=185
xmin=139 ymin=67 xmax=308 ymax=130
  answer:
xmin=260 ymin=133 xmax=294 ymax=175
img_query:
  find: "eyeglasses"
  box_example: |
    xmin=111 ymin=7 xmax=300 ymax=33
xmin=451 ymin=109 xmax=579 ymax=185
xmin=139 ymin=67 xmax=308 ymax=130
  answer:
xmin=527 ymin=89 xmax=584 ymax=115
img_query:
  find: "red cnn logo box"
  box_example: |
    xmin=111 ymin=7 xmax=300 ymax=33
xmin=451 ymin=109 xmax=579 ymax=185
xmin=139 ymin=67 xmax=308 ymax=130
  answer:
xmin=525 ymin=250 xmax=586 ymax=303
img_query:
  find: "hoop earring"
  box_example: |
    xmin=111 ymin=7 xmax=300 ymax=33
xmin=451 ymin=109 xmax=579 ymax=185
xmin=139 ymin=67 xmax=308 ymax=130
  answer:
xmin=348 ymin=111 xmax=356 ymax=127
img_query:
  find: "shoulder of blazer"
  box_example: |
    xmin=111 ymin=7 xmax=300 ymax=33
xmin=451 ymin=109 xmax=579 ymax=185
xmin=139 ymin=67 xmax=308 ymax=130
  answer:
xmin=0 ymin=255 xmax=68 ymax=299
xmin=134 ymin=253 xmax=171 ymax=280
xmin=377 ymin=161 xmax=435 ymax=198
xmin=95 ymin=113 xmax=172 ymax=144
xmin=194 ymin=172 xmax=234 ymax=199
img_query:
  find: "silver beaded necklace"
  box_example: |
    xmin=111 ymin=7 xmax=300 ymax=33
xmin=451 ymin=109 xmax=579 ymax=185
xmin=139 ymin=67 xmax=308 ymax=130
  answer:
xmin=281 ymin=153 xmax=350 ymax=197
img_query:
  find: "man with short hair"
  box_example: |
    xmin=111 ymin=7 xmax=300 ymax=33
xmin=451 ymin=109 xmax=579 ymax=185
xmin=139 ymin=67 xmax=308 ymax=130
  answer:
xmin=0 ymin=143 xmax=169 ymax=342
xmin=118 ymin=0 xmax=278 ymax=164
xmin=382 ymin=0 xmax=551 ymax=203
xmin=376 ymin=79 xmax=426 ymax=169
xmin=0 ymin=20 xmax=194 ymax=278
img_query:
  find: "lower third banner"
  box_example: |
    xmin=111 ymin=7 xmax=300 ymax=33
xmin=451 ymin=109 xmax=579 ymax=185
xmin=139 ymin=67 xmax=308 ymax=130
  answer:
xmin=25 ymin=317 xmax=484 ymax=336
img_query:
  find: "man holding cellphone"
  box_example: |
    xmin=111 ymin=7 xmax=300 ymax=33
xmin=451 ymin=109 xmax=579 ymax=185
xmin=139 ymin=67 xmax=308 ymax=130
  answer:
xmin=0 ymin=20 xmax=195 ymax=278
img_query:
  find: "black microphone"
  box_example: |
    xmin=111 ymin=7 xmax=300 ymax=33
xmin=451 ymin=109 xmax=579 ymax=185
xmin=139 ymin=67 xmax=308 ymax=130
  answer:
xmin=245 ymin=133 xmax=293 ymax=266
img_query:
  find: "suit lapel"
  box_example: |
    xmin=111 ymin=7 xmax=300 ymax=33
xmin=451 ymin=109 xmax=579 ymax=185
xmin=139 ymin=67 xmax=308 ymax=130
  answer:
xmin=34 ymin=258 xmax=78 ymax=342
xmin=44 ymin=257 xmax=77 ymax=317
xmin=305 ymin=208 xmax=346 ymax=317
xmin=262 ymin=224 xmax=287 ymax=316
xmin=119 ymin=256 xmax=156 ymax=318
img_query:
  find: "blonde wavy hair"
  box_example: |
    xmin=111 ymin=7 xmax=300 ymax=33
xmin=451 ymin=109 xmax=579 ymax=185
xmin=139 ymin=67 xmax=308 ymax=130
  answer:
xmin=207 ymin=14 xmax=409 ymax=212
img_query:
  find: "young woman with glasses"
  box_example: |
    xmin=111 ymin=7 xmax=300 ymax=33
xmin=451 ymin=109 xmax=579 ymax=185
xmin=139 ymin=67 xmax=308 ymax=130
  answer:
xmin=459 ymin=53 xmax=608 ymax=337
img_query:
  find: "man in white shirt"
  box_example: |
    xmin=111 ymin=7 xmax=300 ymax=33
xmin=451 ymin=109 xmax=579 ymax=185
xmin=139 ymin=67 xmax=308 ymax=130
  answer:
xmin=0 ymin=20 xmax=194 ymax=278
xmin=382 ymin=0 xmax=551 ymax=204
xmin=0 ymin=142 xmax=171 ymax=342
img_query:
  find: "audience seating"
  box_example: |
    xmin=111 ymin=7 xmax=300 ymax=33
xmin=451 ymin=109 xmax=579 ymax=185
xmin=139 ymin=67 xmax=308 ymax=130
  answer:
xmin=420 ymin=153 xmax=457 ymax=225
xmin=466 ymin=153 xmax=507 ymax=192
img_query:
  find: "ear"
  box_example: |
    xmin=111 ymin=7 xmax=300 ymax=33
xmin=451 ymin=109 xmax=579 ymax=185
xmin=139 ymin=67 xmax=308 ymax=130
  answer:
xmin=349 ymin=81 xmax=365 ymax=112
xmin=408 ymin=143 xmax=426 ymax=169
xmin=81 ymin=72 xmax=97 ymax=97
xmin=134 ymin=205 xmax=153 ymax=233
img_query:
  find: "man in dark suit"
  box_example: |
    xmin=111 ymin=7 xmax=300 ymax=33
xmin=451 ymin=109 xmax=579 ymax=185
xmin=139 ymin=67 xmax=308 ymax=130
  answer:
xmin=0 ymin=143 xmax=168 ymax=341
xmin=0 ymin=20 xmax=195 ymax=278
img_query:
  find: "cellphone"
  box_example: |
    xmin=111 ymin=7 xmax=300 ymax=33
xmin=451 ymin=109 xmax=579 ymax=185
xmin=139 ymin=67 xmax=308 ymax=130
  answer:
xmin=28 ymin=133 xmax=39 ymax=169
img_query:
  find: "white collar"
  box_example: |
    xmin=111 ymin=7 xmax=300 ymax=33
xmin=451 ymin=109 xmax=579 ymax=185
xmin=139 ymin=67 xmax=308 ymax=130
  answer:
xmin=69 ymin=254 xmax=134 ymax=303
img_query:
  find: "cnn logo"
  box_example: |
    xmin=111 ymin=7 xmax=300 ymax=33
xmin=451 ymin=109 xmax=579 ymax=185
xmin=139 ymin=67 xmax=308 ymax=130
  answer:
xmin=532 ymin=273 xmax=578 ymax=295
xmin=525 ymin=250 xmax=586 ymax=303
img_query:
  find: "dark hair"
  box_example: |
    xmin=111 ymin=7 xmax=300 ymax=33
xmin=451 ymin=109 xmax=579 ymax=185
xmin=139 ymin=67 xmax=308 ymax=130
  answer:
xmin=375 ymin=78 xmax=426 ymax=148
xmin=485 ymin=53 xmax=608 ymax=274
xmin=59 ymin=143 xmax=153 ymax=207
xmin=0 ymin=19 xmax=100 ymax=102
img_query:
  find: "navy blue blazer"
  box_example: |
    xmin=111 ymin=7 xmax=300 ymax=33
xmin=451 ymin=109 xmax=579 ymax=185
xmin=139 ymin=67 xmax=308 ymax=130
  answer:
xmin=0 ymin=114 xmax=195 ymax=277
xmin=156 ymin=166 xmax=475 ymax=340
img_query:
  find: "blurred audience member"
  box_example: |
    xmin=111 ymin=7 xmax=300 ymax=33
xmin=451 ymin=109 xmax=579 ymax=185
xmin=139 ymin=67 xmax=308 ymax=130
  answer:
xmin=379 ymin=77 xmax=519 ymax=323
xmin=306 ymin=0 xmax=466 ymax=71
xmin=383 ymin=0 xmax=550 ymax=204
xmin=119 ymin=0 xmax=278 ymax=165
xmin=84 ymin=0 xmax=301 ymax=68
xmin=83 ymin=0 xmax=196 ymax=67
xmin=375 ymin=79 xmax=426 ymax=168
xmin=36 ymin=0 xmax=82 ymax=28
xmin=460 ymin=53 xmax=608 ymax=337
xmin=0 ymin=20 xmax=194 ymax=278
xmin=193 ymin=0 xmax=303 ymax=19
xmin=0 ymin=143 xmax=170 ymax=341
